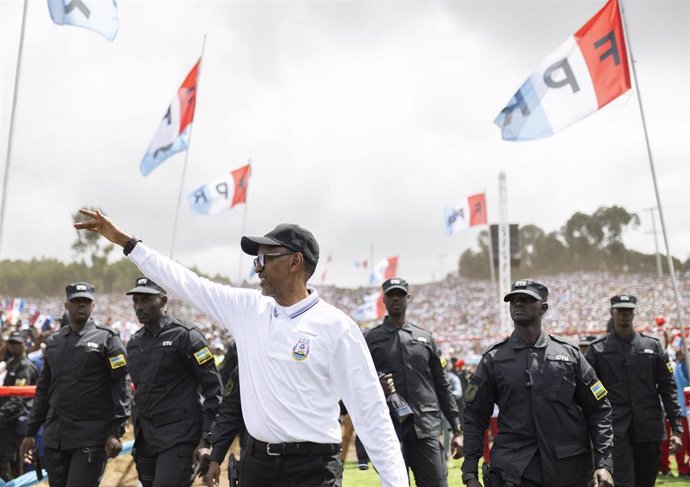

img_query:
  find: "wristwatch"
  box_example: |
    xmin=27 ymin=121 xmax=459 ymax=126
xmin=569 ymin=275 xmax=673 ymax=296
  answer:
xmin=123 ymin=237 xmax=141 ymax=256
xmin=462 ymin=472 xmax=478 ymax=484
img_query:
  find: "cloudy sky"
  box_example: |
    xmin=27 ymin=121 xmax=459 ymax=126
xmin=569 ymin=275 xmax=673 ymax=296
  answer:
xmin=1 ymin=0 xmax=688 ymax=288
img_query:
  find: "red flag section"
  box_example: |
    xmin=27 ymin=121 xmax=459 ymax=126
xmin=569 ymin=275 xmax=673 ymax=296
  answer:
xmin=178 ymin=60 xmax=200 ymax=134
xmin=231 ymin=163 xmax=251 ymax=208
xmin=468 ymin=193 xmax=487 ymax=227
xmin=575 ymin=0 xmax=630 ymax=109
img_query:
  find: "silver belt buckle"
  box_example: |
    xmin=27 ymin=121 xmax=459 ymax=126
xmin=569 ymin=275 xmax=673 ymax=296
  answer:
xmin=266 ymin=443 xmax=281 ymax=456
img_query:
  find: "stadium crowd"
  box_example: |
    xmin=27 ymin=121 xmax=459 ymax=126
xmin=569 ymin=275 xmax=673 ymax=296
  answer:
xmin=1 ymin=271 xmax=689 ymax=360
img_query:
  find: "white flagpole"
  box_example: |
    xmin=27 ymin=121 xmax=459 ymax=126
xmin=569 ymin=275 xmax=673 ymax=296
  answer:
xmin=236 ymin=158 xmax=251 ymax=284
xmin=170 ymin=34 xmax=207 ymax=259
xmin=0 ymin=0 xmax=29 ymax=257
xmin=618 ymin=1 xmax=688 ymax=359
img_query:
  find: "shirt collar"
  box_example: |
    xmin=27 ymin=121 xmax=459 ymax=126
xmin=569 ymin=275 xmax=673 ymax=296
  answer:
xmin=275 ymin=287 xmax=320 ymax=319
xmin=66 ymin=319 xmax=96 ymax=337
xmin=144 ymin=315 xmax=171 ymax=337
xmin=509 ymin=329 xmax=549 ymax=350
xmin=382 ymin=316 xmax=413 ymax=333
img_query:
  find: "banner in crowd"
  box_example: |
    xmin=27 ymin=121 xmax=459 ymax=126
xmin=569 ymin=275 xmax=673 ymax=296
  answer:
xmin=2 ymin=297 xmax=25 ymax=326
xmin=494 ymin=0 xmax=630 ymax=141
xmin=370 ymin=256 xmax=398 ymax=285
xmin=187 ymin=163 xmax=251 ymax=214
xmin=444 ymin=193 xmax=487 ymax=235
xmin=140 ymin=59 xmax=201 ymax=176
xmin=352 ymin=291 xmax=385 ymax=322
xmin=47 ymin=0 xmax=119 ymax=41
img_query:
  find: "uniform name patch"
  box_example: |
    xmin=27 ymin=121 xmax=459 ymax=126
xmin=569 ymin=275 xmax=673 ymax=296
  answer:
xmin=109 ymin=354 xmax=127 ymax=370
xmin=590 ymin=380 xmax=607 ymax=400
xmin=194 ymin=347 xmax=213 ymax=365
xmin=464 ymin=383 xmax=478 ymax=403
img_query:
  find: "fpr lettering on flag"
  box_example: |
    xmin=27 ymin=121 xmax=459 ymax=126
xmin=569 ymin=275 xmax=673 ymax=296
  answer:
xmin=47 ymin=0 xmax=119 ymax=41
xmin=494 ymin=0 xmax=630 ymax=141
xmin=188 ymin=163 xmax=251 ymax=215
xmin=141 ymin=60 xmax=201 ymax=176
xmin=444 ymin=193 xmax=487 ymax=235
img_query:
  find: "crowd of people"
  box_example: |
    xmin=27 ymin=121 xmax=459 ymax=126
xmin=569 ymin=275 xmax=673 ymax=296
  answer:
xmin=2 ymin=270 xmax=689 ymax=364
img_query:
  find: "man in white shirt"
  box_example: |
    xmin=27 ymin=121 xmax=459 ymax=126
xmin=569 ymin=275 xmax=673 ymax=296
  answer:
xmin=74 ymin=208 xmax=408 ymax=487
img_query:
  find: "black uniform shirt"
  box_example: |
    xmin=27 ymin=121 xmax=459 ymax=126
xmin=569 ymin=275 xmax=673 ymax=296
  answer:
xmin=585 ymin=330 xmax=683 ymax=440
xmin=365 ymin=317 xmax=460 ymax=438
xmin=127 ymin=315 xmax=222 ymax=455
xmin=0 ymin=354 xmax=38 ymax=425
xmin=462 ymin=331 xmax=613 ymax=487
xmin=26 ymin=320 xmax=130 ymax=449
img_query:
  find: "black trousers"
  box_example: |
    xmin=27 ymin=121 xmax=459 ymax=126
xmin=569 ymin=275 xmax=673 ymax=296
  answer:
xmin=0 ymin=424 xmax=21 ymax=481
xmin=44 ymin=446 xmax=106 ymax=487
xmin=401 ymin=431 xmax=447 ymax=487
xmin=239 ymin=436 xmax=342 ymax=487
xmin=613 ymin=431 xmax=660 ymax=487
xmin=134 ymin=439 xmax=195 ymax=487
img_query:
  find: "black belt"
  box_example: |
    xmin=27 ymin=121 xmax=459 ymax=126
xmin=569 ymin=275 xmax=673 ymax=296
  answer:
xmin=249 ymin=437 xmax=341 ymax=457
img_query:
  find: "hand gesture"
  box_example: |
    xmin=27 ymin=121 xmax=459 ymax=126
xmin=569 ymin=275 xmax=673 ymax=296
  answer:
xmin=104 ymin=435 xmax=122 ymax=459
xmin=73 ymin=208 xmax=131 ymax=247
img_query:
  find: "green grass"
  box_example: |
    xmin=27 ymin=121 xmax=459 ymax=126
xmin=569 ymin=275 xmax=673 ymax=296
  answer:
xmin=341 ymin=459 xmax=690 ymax=486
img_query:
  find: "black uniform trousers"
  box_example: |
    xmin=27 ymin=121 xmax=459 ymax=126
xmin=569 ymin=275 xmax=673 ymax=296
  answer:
xmin=239 ymin=436 xmax=342 ymax=487
xmin=0 ymin=424 xmax=21 ymax=480
xmin=613 ymin=428 xmax=660 ymax=487
xmin=44 ymin=446 xmax=107 ymax=487
xmin=401 ymin=429 xmax=447 ymax=487
xmin=134 ymin=436 xmax=195 ymax=487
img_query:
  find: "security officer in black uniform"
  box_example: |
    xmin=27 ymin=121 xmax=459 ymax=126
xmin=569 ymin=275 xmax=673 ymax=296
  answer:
xmin=20 ymin=282 xmax=130 ymax=487
xmin=0 ymin=331 xmax=38 ymax=480
xmin=125 ymin=277 xmax=223 ymax=487
xmin=204 ymin=364 xmax=246 ymax=487
xmin=365 ymin=277 xmax=462 ymax=487
xmin=462 ymin=280 xmax=614 ymax=487
xmin=585 ymin=294 xmax=683 ymax=487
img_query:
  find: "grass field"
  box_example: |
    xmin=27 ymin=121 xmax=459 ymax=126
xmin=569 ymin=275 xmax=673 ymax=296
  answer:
xmin=341 ymin=460 xmax=690 ymax=486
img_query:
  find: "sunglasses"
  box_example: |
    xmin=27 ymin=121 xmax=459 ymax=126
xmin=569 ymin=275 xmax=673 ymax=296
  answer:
xmin=253 ymin=252 xmax=296 ymax=269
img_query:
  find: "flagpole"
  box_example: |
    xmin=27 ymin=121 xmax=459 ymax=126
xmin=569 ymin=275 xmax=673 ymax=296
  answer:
xmin=236 ymin=158 xmax=251 ymax=284
xmin=618 ymin=0 xmax=688 ymax=361
xmin=0 ymin=0 xmax=29 ymax=257
xmin=170 ymin=33 xmax=207 ymax=259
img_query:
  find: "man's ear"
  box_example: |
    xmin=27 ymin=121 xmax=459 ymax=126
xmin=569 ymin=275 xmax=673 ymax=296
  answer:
xmin=541 ymin=302 xmax=549 ymax=314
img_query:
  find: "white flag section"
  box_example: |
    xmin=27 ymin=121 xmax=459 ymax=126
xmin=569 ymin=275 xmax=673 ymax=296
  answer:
xmin=444 ymin=203 xmax=470 ymax=235
xmin=369 ymin=256 xmax=398 ymax=285
xmin=352 ymin=291 xmax=384 ymax=321
xmin=47 ymin=0 xmax=119 ymax=41
xmin=187 ymin=176 xmax=236 ymax=215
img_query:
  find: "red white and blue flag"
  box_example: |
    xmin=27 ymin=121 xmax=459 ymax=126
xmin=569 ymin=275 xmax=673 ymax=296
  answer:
xmin=141 ymin=60 xmax=200 ymax=176
xmin=187 ymin=163 xmax=251 ymax=215
xmin=444 ymin=193 xmax=487 ymax=235
xmin=2 ymin=297 xmax=25 ymax=325
xmin=47 ymin=0 xmax=119 ymax=41
xmin=370 ymin=256 xmax=398 ymax=285
xmin=494 ymin=0 xmax=630 ymax=141
xmin=352 ymin=291 xmax=385 ymax=322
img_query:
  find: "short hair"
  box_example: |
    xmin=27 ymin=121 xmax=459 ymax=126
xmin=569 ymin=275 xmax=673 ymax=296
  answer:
xmin=303 ymin=257 xmax=316 ymax=282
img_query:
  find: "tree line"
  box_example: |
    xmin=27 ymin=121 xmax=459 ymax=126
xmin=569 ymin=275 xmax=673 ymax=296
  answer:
xmin=459 ymin=205 xmax=689 ymax=279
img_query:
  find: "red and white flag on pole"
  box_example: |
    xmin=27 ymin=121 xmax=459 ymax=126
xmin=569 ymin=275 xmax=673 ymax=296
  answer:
xmin=188 ymin=163 xmax=252 ymax=215
xmin=444 ymin=193 xmax=487 ymax=235
xmin=352 ymin=291 xmax=385 ymax=321
xmin=141 ymin=60 xmax=201 ymax=176
xmin=370 ymin=256 xmax=398 ymax=285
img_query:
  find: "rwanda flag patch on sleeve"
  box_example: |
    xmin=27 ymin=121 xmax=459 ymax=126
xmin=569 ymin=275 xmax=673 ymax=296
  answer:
xmin=109 ymin=354 xmax=127 ymax=370
xmin=590 ymin=380 xmax=607 ymax=400
xmin=194 ymin=346 xmax=213 ymax=365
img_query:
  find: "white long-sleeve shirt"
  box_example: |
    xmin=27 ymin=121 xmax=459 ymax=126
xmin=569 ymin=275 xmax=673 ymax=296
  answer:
xmin=129 ymin=243 xmax=407 ymax=487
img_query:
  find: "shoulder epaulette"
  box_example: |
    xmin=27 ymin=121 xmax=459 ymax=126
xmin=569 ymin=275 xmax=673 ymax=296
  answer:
xmin=550 ymin=335 xmax=579 ymax=349
xmin=638 ymin=332 xmax=660 ymax=342
xmin=168 ymin=319 xmax=196 ymax=332
xmin=589 ymin=335 xmax=607 ymax=345
xmin=95 ymin=324 xmax=117 ymax=335
xmin=482 ymin=336 xmax=509 ymax=355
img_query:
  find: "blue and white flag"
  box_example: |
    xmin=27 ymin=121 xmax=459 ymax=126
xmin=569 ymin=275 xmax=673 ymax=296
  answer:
xmin=47 ymin=0 xmax=119 ymax=41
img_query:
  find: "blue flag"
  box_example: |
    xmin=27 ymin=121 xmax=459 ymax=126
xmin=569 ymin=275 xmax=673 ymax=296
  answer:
xmin=47 ymin=0 xmax=119 ymax=41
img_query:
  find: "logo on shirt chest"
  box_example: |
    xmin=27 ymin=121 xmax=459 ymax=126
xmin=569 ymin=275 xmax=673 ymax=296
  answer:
xmin=291 ymin=337 xmax=311 ymax=361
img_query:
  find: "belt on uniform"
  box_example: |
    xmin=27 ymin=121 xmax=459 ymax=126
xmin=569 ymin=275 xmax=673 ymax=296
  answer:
xmin=249 ymin=437 xmax=342 ymax=457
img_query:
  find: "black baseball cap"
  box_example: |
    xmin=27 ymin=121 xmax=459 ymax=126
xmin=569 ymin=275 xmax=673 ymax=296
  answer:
xmin=126 ymin=277 xmax=167 ymax=295
xmin=66 ymin=282 xmax=95 ymax=301
xmin=7 ymin=331 xmax=27 ymax=343
xmin=241 ymin=224 xmax=320 ymax=265
xmin=503 ymin=279 xmax=549 ymax=302
xmin=611 ymin=295 xmax=637 ymax=309
xmin=382 ymin=278 xmax=409 ymax=295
